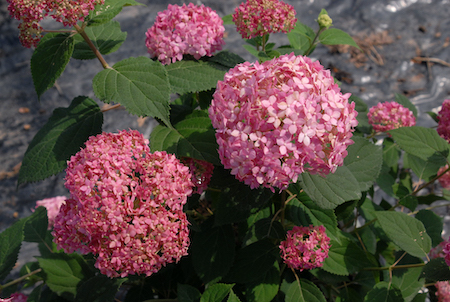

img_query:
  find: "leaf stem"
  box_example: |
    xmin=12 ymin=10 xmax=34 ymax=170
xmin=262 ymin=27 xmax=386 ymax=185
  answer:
xmin=73 ymin=23 xmax=110 ymax=69
xmin=0 ymin=268 xmax=42 ymax=292
xmin=304 ymin=27 xmax=325 ymax=56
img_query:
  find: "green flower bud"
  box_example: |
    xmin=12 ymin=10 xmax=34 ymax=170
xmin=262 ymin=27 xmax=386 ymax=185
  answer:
xmin=318 ymin=14 xmax=332 ymax=29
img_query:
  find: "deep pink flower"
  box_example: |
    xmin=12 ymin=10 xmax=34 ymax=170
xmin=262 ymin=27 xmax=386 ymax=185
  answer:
xmin=209 ymin=53 xmax=358 ymax=191
xmin=233 ymin=0 xmax=297 ymax=39
xmin=437 ymin=99 xmax=450 ymax=143
xmin=279 ymin=225 xmax=330 ymax=271
xmin=52 ymin=130 xmax=193 ymax=278
xmin=443 ymin=239 xmax=450 ymax=267
xmin=181 ymin=157 xmax=214 ymax=195
xmin=145 ymin=3 xmax=225 ymax=65
xmin=35 ymin=196 xmax=66 ymax=229
xmin=367 ymin=101 xmax=415 ymax=133
xmin=436 ymin=281 xmax=450 ymax=302
xmin=438 ymin=165 xmax=450 ymax=190
xmin=0 ymin=293 xmax=28 ymax=302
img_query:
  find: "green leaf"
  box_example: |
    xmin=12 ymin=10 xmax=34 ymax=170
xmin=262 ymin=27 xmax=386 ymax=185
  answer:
xmin=18 ymin=96 xmax=103 ymax=185
xmin=394 ymin=93 xmax=418 ymax=118
xmin=245 ymin=261 xmax=279 ymax=302
xmin=37 ymin=253 xmax=90 ymax=300
xmin=363 ymin=282 xmax=403 ymax=302
xmin=344 ymin=136 xmax=382 ymax=191
xmin=287 ymin=21 xmax=315 ymax=52
xmin=178 ymin=283 xmax=201 ymax=302
xmin=200 ymin=283 xmax=234 ymax=302
xmin=242 ymin=44 xmax=260 ymax=58
xmin=375 ymin=211 xmax=431 ymax=258
xmin=226 ymin=240 xmax=278 ymax=284
xmin=422 ymin=258 xmax=450 ymax=282
xmin=298 ymin=166 xmax=361 ymax=210
xmin=227 ymin=290 xmax=242 ymax=302
xmin=150 ymin=110 xmax=219 ymax=165
xmin=72 ymin=21 xmax=126 ymax=60
xmin=389 ymin=126 xmax=449 ymax=164
xmin=207 ymin=51 xmax=245 ymax=69
xmin=0 ymin=218 xmax=26 ymax=281
xmin=222 ymin=14 xmax=233 ymax=25
xmin=191 ymin=221 xmax=235 ymax=284
xmin=415 ymin=209 xmax=443 ymax=246
xmin=403 ymin=153 xmax=442 ymax=182
xmin=286 ymin=279 xmax=326 ymax=302
xmin=165 ymin=60 xmax=226 ymax=95
xmin=392 ymin=264 xmax=424 ymax=302
xmin=75 ymin=275 xmax=126 ymax=302
xmin=24 ymin=206 xmax=48 ymax=243
xmin=318 ymin=28 xmax=360 ymax=49
xmin=31 ymin=33 xmax=74 ymax=99
xmin=86 ymin=0 xmax=143 ymax=26
xmin=93 ymin=57 xmax=170 ymax=124
xmin=382 ymin=137 xmax=401 ymax=169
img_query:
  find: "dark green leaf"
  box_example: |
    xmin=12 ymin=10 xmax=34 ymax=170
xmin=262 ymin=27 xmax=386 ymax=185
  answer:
xmin=245 ymin=261 xmax=279 ymax=302
xmin=86 ymin=0 xmax=143 ymax=26
xmin=287 ymin=21 xmax=315 ymax=52
xmin=427 ymin=111 xmax=439 ymax=123
xmin=31 ymin=33 xmax=74 ymax=99
xmin=200 ymin=283 xmax=234 ymax=302
xmin=18 ymin=96 xmax=103 ymax=185
xmin=422 ymin=258 xmax=450 ymax=282
xmin=178 ymin=283 xmax=201 ymax=302
xmin=319 ymin=28 xmax=360 ymax=49
xmin=244 ymin=218 xmax=285 ymax=246
xmin=208 ymin=51 xmax=245 ymax=69
xmin=363 ymin=282 xmax=403 ymax=302
xmin=392 ymin=264 xmax=424 ymax=302
xmin=24 ymin=206 xmax=48 ymax=243
xmin=93 ymin=56 xmax=171 ymax=125
xmin=382 ymin=137 xmax=401 ymax=168
xmin=286 ymin=279 xmax=326 ymax=302
xmin=0 ymin=218 xmax=26 ymax=281
xmin=415 ymin=209 xmax=443 ymax=247
xmin=72 ymin=21 xmax=126 ymax=60
xmin=75 ymin=275 xmax=126 ymax=302
xmin=394 ymin=93 xmax=418 ymax=118
xmin=403 ymin=153 xmax=442 ymax=182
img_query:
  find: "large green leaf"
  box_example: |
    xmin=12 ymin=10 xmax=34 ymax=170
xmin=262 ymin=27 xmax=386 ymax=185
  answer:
xmin=287 ymin=21 xmax=315 ymax=53
xmin=227 ymin=290 xmax=242 ymax=302
xmin=319 ymin=28 xmax=360 ymax=49
xmin=86 ymin=0 xmax=143 ymax=26
xmin=245 ymin=261 xmax=279 ymax=302
xmin=150 ymin=110 xmax=219 ymax=164
xmin=375 ymin=211 xmax=431 ymax=258
xmin=31 ymin=33 xmax=74 ymax=99
xmin=344 ymin=136 xmax=382 ymax=191
xmin=403 ymin=153 xmax=442 ymax=182
xmin=165 ymin=60 xmax=226 ymax=95
xmin=191 ymin=221 xmax=235 ymax=284
xmin=392 ymin=264 xmax=424 ymax=302
xmin=363 ymin=282 xmax=403 ymax=302
xmin=298 ymin=166 xmax=361 ymax=209
xmin=415 ymin=209 xmax=443 ymax=246
xmin=421 ymin=258 xmax=450 ymax=282
xmin=93 ymin=56 xmax=171 ymax=125
xmin=285 ymin=279 xmax=326 ymax=302
xmin=0 ymin=218 xmax=26 ymax=281
xmin=177 ymin=283 xmax=201 ymax=302
xmin=23 ymin=206 xmax=48 ymax=243
xmin=72 ymin=21 xmax=126 ymax=60
xmin=75 ymin=275 xmax=126 ymax=302
xmin=200 ymin=283 xmax=234 ymax=302
xmin=18 ymin=96 xmax=103 ymax=185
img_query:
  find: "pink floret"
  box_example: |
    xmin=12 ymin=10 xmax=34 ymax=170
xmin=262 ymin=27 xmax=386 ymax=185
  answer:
xmin=437 ymin=99 xmax=450 ymax=143
xmin=35 ymin=195 xmax=66 ymax=229
xmin=367 ymin=101 xmax=415 ymax=133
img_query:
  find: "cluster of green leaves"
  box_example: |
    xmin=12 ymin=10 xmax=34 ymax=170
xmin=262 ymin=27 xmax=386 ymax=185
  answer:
xmin=4 ymin=1 xmax=450 ymax=301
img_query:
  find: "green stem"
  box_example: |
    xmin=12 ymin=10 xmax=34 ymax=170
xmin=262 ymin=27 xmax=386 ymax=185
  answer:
xmin=304 ymin=27 xmax=326 ymax=56
xmin=0 ymin=268 xmax=42 ymax=292
xmin=73 ymin=24 xmax=110 ymax=69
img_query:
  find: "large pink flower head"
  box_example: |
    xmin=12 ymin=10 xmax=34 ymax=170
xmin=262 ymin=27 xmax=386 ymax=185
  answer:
xmin=279 ymin=225 xmax=330 ymax=271
xmin=209 ymin=53 xmax=358 ymax=191
xmin=233 ymin=0 xmax=297 ymax=39
xmin=181 ymin=157 xmax=214 ymax=195
xmin=436 ymin=281 xmax=450 ymax=302
xmin=52 ymin=130 xmax=193 ymax=278
xmin=145 ymin=3 xmax=225 ymax=65
xmin=35 ymin=195 xmax=66 ymax=229
xmin=367 ymin=101 xmax=416 ymax=133
xmin=437 ymin=99 xmax=450 ymax=143
xmin=438 ymin=165 xmax=450 ymax=190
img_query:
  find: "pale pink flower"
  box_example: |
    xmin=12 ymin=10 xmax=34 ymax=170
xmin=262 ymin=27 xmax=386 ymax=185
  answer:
xmin=52 ymin=130 xmax=193 ymax=278
xmin=279 ymin=225 xmax=330 ymax=271
xmin=233 ymin=0 xmax=297 ymax=39
xmin=436 ymin=281 xmax=450 ymax=302
xmin=437 ymin=99 xmax=450 ymax=143
xmin=209 ymin=53 xmax=358 ymax=191
xmin=35 ymin=196 xmax=66 ymax=229
xmin=367 ymin=101 xmax=416 ymax=133
xmin=438 ymin=165 xmax=450 ymax=190
xmin=145 ymin=3 xmax=225 ymax=65
xmin=181 ymin=157 xmax=214 ymax=195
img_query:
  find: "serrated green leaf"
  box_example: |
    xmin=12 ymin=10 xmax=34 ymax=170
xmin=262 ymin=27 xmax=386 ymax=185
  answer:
xmin=287 ymin=21 xmax=315 ymax=52
xmin=191 ymin=221 xmax=235 ymax=284
xmin=415 ymin=209 xmax=443 ymax=246
xmin=403 ymin=153 xmax=442 ymax=182
xmin=93 ymin=56 xmax=170 ymax=125
xmin=0 ymin=218 xmax=26 ymax=281
xmin=208 ymin=51 xmax=245 ymax=69
xmin=24 ymin=206 xmax=48 ymax=243
xmin=375 ymin=211 xmax=431 ymax=258
xmin=75 ymin=275 xmax=126 ymax=302
xmin=31 ymin=33 xmax=74 ymax=99
xmin=382 ymin=137 xmax=401 ymax=168
xmin=286 ymin=279 xmax=326 ymax=302
xmin=222 ymin=14 xmax=233 ymax=25
xmin=394 ymin=93 xmax=418 ymax=118
xmin=178 ymin=283 xmax=201 ymax=302
xmin=298 ymin=166 xmax=361 ymax=210
xmin=244 ymin=218 xmax=284 ymax=246
xmin=389 ymin=126 xmax=449 ymax=164
xmin=392 ymin=265 xmax=424 ymax=302
xmin=363 ymin=282 xmax=403 ymax=302
xmin=150 ymin=110 xmax=219 ymax=164
xmin=245 ymin=261 xmax=279 ymax=302
xmin=72 ymin=21 xmax=126 ymax=60
xmin=319 ymin=28 xmax=360 ymax=49
xmin=227 ymin=290 xmax=242 ymax=302
xmin=18 ymin=96 xmax=103 ymax=185
xmin=344 ymin=136 xmax=382 ymax=191
xmin=422 ymin=258 xmax=450 ymax=282
xmin=86 ymin=0 xmax=143 ymax=26
xmin=200 ymin=283 xmax=234 ymax=302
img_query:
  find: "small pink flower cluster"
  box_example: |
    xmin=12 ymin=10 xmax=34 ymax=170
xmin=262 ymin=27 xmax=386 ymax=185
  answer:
xmin=233 ymin=0 xmax=297 ymax=39
xmin=181 ymin=157 xmax=214 ymax=195
xmin=145 ymin=3 xmax=225 ymax=65
xmin=438 ymin=165 xmax=450 ymax=190
xmin=35 ymin=195 xmax=66 ymax=229
xmin=0 ymin=293 xmax=28 ymax=302
xmin=279 ymin=225 xmax=330 ymax=271
xmin=7 ymin=0 xmax=103 ymax=47
xmin=437 ymin=99 xmax=450 ymax=143
xmin=367 ymin=101 xmax=416 ymax=133
xmin=52 ymin=130 xmax=193 ymax=278
xmin=436 ymin=281 xmax=450 ymax=302
xmin=429 ymin=239 xmax=450 ymax=301
xmin=443 ymin=240 xmax=450 ymax=267
xmin=209 ymin=53 xmax=358 ymax=191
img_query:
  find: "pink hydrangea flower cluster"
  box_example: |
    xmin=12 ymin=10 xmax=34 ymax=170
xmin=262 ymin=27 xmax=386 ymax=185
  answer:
xmin=181 ymin=157 xmax=214 ymax=195
xmin=145 ymin=3 xmax=225 ymax=65
xmin=437 ymin=99 xmax=450 ymax=143
xmin=438 ymin=165 xmax=450 ymax=190
xmin=0 ymin=293 xmax=28 ymax=302
xmin=35 ymin=195 xmax=66 ymax=229
xmin=367 ymin=101 xmax=416 ymax=133
xmin=232 ymin=0 xmax=297 ymax=39
xmin=436 ymin=281 xmax=450 ymax=302
xmin=209 ymin=53 xmax=358 ymax=191
xmin=7 ymin=0 xmax=103 ymax=47
xmin=443 ymin=239 xmax=450 ymax=267
xmin=279 ymin=225 xmax=330 ymax=271
xmin=52 ymin=130 xmax=193 ymax=278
